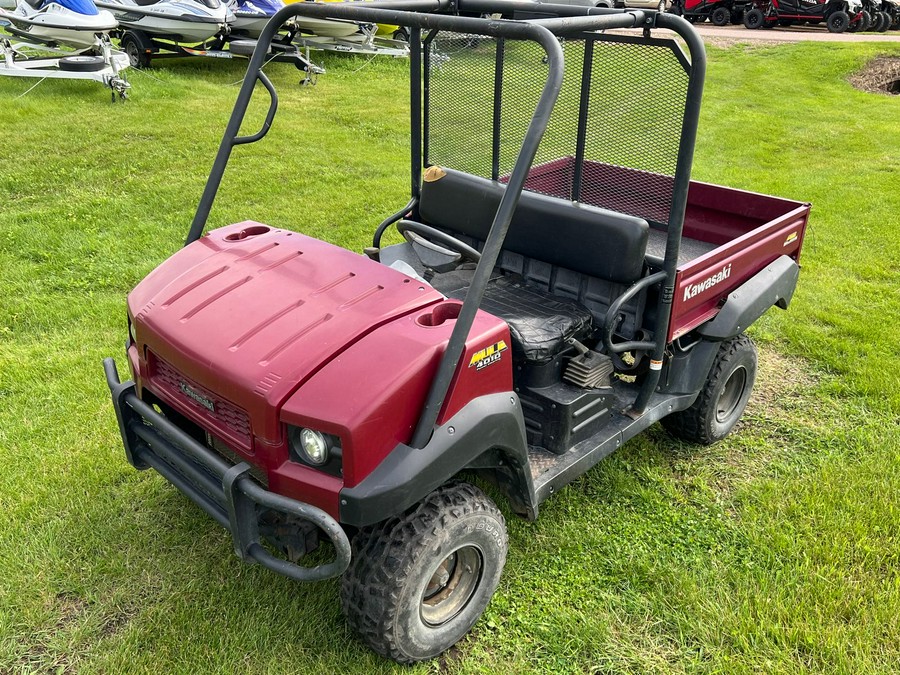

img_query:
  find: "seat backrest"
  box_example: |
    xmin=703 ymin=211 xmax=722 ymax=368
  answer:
xmin=418 ymin=168 xmax=649 ymax=285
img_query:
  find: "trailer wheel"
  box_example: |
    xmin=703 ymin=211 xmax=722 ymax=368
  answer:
xmin=662 ymin=334 xmax=758 ymax=445
xmin=826 ymin=10 xmax=849 ymax=31
xmin=341 ymin=481 xmax=507 ymax=664
xmin=711 ymin=6 xmax=731 ymax=25
xmin=58 ymin=55 xmax=106 ymax=72
xmin=743 ymin=8 xmax=765 ymax=28
xmin=121 ymin=32 xmax=151 ymax=68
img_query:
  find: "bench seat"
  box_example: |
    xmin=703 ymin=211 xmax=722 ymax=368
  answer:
xmin=409 ymin=167 xmax=652 ymax=362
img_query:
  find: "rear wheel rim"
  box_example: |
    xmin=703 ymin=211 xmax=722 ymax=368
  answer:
xmin=125 ymin=42 xmax=140 ymax=67
xmin=420 ymin=546 xmax=483 ymax=627
xmin=716 ymin=366 xmax=747 ymax=423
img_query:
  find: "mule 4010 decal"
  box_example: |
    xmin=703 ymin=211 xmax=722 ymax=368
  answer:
xmin=469 ymin=340 xmax=508 ymax=370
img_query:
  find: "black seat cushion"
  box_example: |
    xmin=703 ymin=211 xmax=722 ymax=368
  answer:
xmin=449 ymin=276 xmax=592 ymax=362
xmin=419 ymin=168 xmax=650 ymax=285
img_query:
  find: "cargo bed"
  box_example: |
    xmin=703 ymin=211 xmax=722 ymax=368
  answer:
xmin=519 ymin=157 xmax=811 ymax=342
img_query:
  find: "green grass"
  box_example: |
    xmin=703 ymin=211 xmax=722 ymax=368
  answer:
xmin=1 ymin=39 xmax=899 ymax=674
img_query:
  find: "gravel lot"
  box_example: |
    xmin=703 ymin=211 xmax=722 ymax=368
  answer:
xmin=691 ymin=22 xmax=900 ymax=44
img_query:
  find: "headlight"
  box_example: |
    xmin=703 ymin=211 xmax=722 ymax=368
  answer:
xmin=289 ymin=426 xmax=331 ymax=466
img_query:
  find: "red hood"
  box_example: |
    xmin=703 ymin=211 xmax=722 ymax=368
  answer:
xmin=129 ymin=222 xmax=443 ymax=442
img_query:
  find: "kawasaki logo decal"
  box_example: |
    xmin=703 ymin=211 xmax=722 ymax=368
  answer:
xmin=179 ymin=381 xmax=216 ymax=412
xmin=683 ymin=264 xmax=732 ymax=302
xmin=469 ymin=340 xmax=508 ymax=370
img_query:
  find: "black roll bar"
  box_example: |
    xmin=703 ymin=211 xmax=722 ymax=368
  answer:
xmin=408 ymin=10 xmax=652 ymax=448
xmin=631 ymin=12 xmax=706 ymax=413
xmin=186 ymin=0 xmax=452 ymax=246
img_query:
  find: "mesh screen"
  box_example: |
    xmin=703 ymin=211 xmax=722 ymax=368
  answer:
xmin=425 ymin=32 xmax=691 ymax=227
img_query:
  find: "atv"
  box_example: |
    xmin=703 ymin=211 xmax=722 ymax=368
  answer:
xmin=743 ymin=0 xmax=863 ymax=30
xmin=671 ymin=0 xmax=749 ymax=24
xmin=859 ymin=0 xmax=895 ymax=29
xmin=104 ymin=0 xmax=811 ymax=664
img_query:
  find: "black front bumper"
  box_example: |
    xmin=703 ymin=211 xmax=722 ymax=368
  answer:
xmin=103 ymin=357 xmax=351 ymax=582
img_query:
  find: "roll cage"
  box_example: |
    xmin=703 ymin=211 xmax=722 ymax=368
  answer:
xmin=185 ymin=0 xmax=707 ymax=448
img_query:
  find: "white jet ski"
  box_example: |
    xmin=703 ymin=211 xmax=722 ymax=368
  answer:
xmin=0 ymin=0 xmax=117 ymax=50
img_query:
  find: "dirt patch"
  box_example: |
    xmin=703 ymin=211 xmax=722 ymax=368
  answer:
xmin=749 ymin=346 xmax=818 ymax=418
xmin=849 ymin=56 xmax=900 ymax=95
xmin=6 ymin=592 xmax=138 ymax=675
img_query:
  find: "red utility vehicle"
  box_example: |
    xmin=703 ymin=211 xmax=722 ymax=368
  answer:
xmin=105 ymin=0 xmax=810 ymax=664
xmin=672 ymin=0 xmax=749 ymax=25
xmin=743 ymin=0 xmax=863 ymax=31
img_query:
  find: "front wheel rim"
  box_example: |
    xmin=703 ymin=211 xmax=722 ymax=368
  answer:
xmin=716 ymin=366 xmax=747 ymax=423
xmin=420 ymin=546 xmax=483 ymax=627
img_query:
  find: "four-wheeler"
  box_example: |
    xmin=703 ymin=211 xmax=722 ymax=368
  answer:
xmin=671 ymin=0 xmax=749 ymax=25
xmin=859 ymin=0 xmax=894 ymax=29
xmin=743 ymin=0 xmax=863 ymax=31
xmin=104 ymin=0 xmax=811 ymax=664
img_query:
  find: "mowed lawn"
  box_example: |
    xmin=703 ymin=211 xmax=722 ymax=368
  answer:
xmin=0 ymin=36 xmax=898 ymax=674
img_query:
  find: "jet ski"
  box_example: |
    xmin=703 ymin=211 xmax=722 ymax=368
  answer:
xmin=226 ymin=0 xmax=283 ymax=38
xmin=94 ymin=0 xmax=231 ymax=43
xmin=0 ymin=0 xmax=118 ymax=50
xmin=283 ymin=0 xmax=368 ymax=38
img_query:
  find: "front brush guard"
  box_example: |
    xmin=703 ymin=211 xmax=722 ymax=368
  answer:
xmin=103 ymin=358 xmax=351 ymax=582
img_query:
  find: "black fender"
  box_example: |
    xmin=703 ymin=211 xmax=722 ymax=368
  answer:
xmin=339 ymin=392 xmax=533 ymax=528
xmin=696 ymin=255 xmax=800 ymax=341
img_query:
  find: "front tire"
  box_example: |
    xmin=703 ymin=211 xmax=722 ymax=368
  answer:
xmin=662 ymin=334 xmax=758 ymax=445
xmin=744 ymin=7 xmax=765 ymax=28
xmin=827 ymin=10 xmax=849 ymax=32
xmin=711 ymin=5 xmax=731 ymax=25
xmin=341 ymin=482 xmax=508 ymax=664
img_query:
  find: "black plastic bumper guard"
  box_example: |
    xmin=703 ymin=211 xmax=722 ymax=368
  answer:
xmin=103 ymin=358 xmax=351 ymax=582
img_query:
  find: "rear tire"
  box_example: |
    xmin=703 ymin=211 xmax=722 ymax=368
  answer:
xmin=878 ymin=11 xmax=891 ymax=30
xmin=827 ymin=10 xmax=849 ymax=31
xmin=856 ymin=10 xmax=871 ymax=30
xmin=711 ymin=6 xmax=731 ymax=24
xmin=341 ymin=482 xmax=507 ymax=664
xmin=121 ymin=32 xmax=151 ymax=68
xmin=58 ymin=55 xmax=106 ymax=72
xmin=743 ymin=7 xmax=765 ymax=27
xmin=661 ymin=334 xmax=758 ymax=445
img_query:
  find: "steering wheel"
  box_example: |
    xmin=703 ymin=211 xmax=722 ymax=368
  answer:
xmin=396 ymin=220 xmax=482 ymax=265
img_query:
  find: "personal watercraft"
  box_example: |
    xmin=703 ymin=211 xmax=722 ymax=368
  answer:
xmin=0 ymin=0 xmax=117 ymax=50
xmin=226 ymin=0 xmax=283 ymax=38
xmin=94 ymin=0 xmax=231 ymax=43
xmin=283 ymin=0 xmax=369 ymax=38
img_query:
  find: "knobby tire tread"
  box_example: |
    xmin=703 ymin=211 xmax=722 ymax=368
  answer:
xmin=340 ymin=481 xmax=505 ymax=664
xmin=661 ymin=334 xmax=755 ymax=445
